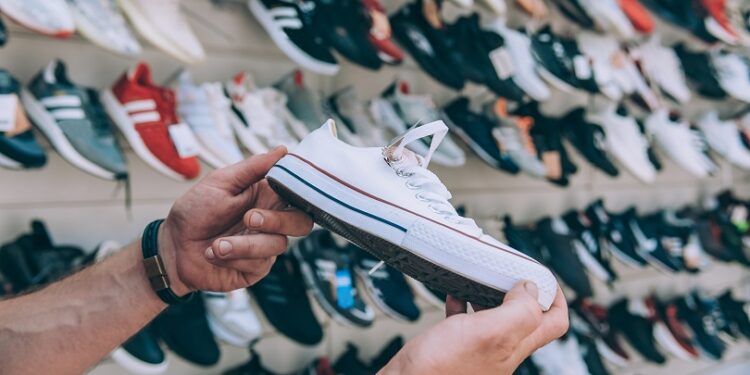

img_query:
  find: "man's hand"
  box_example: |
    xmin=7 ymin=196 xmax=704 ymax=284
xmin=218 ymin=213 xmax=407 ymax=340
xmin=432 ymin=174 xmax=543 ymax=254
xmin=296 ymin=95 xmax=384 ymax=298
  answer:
xmin=158 ymin=147 xmax=313 ymax=295
xmin=379 ymin=282 xmax=568 ymax=375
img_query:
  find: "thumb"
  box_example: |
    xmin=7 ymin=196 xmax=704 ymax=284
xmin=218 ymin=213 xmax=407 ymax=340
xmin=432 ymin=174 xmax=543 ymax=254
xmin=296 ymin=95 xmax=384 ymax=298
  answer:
xmin=474 ymin=281 xmax=543 ymax=344
xmin=214 ymin=146 xmax=288 ymax=194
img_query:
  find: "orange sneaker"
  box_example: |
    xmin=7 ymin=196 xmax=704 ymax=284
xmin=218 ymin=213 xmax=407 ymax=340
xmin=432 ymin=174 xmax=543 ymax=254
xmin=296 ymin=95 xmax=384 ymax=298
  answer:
xmin=619 ymin=0 xmax=655 ymax=34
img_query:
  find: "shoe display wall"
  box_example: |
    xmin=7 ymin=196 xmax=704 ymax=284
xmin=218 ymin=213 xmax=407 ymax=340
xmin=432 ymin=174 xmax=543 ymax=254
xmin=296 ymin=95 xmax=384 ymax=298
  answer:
xmin=4 ymin=1 xmax=750 ymax=375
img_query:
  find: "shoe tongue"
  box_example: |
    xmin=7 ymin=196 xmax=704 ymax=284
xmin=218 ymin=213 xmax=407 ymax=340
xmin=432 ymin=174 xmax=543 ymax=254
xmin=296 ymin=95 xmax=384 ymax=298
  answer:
xmin=129 ymin=63 xmax=154 ymax=86
xmin=44 ymin=59 xmax=68 ymax=84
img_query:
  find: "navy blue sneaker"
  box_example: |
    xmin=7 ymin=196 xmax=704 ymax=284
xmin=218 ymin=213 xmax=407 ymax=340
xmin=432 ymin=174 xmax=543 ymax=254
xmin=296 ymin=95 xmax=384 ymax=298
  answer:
xmin=353 ymin=246 xmax=420 ymax=322
xmin=0 ymin=69 xmax=46 ymax=169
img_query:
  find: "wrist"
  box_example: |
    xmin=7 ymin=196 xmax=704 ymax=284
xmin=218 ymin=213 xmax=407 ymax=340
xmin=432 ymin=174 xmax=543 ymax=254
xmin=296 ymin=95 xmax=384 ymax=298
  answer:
xmin=156 ymin=220 xmax=192 ymax=297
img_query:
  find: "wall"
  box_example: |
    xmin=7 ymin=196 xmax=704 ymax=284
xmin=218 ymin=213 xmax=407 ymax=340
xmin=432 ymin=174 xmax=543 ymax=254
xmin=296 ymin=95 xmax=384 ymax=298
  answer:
xmin=1 ymin=1 xmax=749 ymax=374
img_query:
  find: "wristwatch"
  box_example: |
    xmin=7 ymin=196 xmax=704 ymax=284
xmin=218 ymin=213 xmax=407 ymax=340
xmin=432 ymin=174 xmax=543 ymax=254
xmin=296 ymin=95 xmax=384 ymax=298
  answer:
xmin=141 ymin=219 xmax=193 ymax=305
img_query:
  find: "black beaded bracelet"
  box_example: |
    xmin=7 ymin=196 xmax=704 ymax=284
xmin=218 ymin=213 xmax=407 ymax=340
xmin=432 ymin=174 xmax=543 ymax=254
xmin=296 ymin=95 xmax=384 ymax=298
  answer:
xmin=141 ymin=219 xmax=193 ymax=305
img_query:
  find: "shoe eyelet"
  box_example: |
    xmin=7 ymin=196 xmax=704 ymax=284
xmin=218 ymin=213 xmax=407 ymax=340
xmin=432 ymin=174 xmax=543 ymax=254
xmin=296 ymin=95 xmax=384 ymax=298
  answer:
xmin=395 ymin=169 xmax=414 ymax=178
xmin=428 ymin=204 xmax=443 ymax=214
xmin=405 ymin=180 xmax=420 ymax=190
xmin=416 ymin=193 xmax=430 ymax=202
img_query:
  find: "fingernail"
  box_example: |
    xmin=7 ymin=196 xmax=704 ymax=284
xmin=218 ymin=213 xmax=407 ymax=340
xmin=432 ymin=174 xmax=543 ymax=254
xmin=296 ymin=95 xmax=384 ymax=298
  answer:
xmin=205 ymin=247 xmax=215 ymax=260
xmin=249 ymin=212 xmax=264 ymax=227
xmin=218 ymin=240 xmax=232 ymax=255
xmin=524 ymin=281 xmax=539 ymax=299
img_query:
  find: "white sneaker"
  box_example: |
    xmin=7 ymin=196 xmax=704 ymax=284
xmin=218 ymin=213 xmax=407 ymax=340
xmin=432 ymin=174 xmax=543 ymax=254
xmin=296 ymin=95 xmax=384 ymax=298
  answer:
xmin=67 ymin=0 xmax=141 ymax=56
xmin=532 ymin=337 xmax=589 ymax=375
xmin=175 ymin=71 xmax=244 ymax=168
xmin=486 ymin=20 xmax=550 ymax=101
xmin=635 ymin=38 xmax=691 ymax=104
xmin=583 ymin=0 xmax=635 ymax=39
xmin=118 ymin=0 xmax=205 ymax=63
xmin=329 ymin=87 xmax=390 ymax=147
xmin=645 ymin=109 xmax=717 ymax=178
xmin=203 ymin=290 xmax=262 ymax=347
xmin=0 ymin=0 xmax=75 ymax=37
xmin=476 ymin=0 xmax=506 ymax=15
xmin=265 ymin=120 xmax=558 ymax=309
xmin=698 ymin=111 xmax=750 ymax=170
xmin=711 ymin=51 xmax=750 ymax=103
xmin=586 ymin=105 xmax=656 ymax=183
xmin=225 ymin=72 xmax=298 ymax=154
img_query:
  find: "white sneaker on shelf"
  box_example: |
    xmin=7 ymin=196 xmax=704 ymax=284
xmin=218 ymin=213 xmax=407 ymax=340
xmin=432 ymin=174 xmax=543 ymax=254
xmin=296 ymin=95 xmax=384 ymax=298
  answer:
xmin=532 ymin=337 xmax=589 ymax=375
xmin=586 ymin=105 xmax=656 ymax=183
xmin=266 ymin=119 xmax=558 ymax=309
xmin=203 ymin=290 xmax=262 ymax=347
xmin=329 ymin=86 xmax=391 ymax=147
xmin=711 ymin=51 xmax=750 ymax=103
xmin=68 ymin=0 xmax=141 ymax=56
xmin=635 ymin=38 xmax=691 ymax=104
xmin=487 ymin=20 xmax=550 ymax=101
xmin=176 ymin=71 xmax=244 ymax=168
xmin=118 ymin=0 xmax=205 ymax=63
xmin=698 ymin=111 xmax=750 ymax=170
xmin=477 ymin=0 xmax=506 ymax=15
xmin=0 ymin=0 xmax=75 ymax=38
xmin=585 ymin=0 xmax=635 ymax=39
xmin=645 ymin=109 xmax=716 ymax=178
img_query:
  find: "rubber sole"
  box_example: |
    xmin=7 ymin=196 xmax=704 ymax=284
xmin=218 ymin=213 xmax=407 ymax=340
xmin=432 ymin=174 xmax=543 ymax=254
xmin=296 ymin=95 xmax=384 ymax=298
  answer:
xmin=269 ymin=177 xmax=507 ymax=308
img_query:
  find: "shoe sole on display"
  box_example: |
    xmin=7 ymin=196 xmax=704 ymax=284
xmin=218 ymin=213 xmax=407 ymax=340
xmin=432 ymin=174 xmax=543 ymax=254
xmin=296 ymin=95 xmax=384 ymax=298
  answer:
xmin=290 ymin=244 xmax=369 ymax=328
xmin=20 ymin=89 xmax=118 ymax=180
xmin=653 ymin=322 xmax=696 ymax=361
xmin=110 ymin=347 xmax=169 ymax=375
xmin=117 ymin=0 xmax=197 ymax=63
xmin=571 ymin=240 xmax=612 ymax=283
xmin=0 ymin=151 xmax=22 ymax=169
xmin=268 ymin=154 xmax=558 ymax=309
xmin=354 ymin=268 xmax=415 ymax=323
xmin=100 ymin=89 xmax=187 ymax=181
xmin=206 ymin=314 xmax=256 ymax=348
xmin=227 ymin=112 xmax=272 ymax=155
xmin=248 ymin=0 xmax=339 ymax=76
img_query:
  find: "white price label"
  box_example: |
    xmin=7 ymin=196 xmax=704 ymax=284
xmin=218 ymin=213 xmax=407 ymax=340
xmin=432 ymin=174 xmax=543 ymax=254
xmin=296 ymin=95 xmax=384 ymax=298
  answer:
xmin=573 ymin=55 xmax=592 ymax=80
xmin=0 ymin=94 xmax=18 ymax=132
xmin=168 ymin=123 xmax=200 ymax=158
xmin=490 ymin=48 xmax=515 ymax=80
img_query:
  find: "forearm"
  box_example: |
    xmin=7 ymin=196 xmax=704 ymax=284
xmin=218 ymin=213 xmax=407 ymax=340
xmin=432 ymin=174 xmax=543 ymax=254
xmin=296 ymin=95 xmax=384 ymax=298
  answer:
xmin=0 ymin=240 xmax=166 ymax=375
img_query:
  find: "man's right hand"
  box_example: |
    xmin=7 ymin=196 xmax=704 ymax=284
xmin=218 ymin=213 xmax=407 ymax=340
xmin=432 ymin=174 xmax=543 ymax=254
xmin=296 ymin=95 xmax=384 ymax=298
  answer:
xmin=379 ymin=282 xmax=568 ymax=375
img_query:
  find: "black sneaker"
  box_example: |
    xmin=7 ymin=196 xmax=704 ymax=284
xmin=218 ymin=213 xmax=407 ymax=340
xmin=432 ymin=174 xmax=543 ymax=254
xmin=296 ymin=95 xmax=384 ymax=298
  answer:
xmin=116 ymin=325 xmax=168 ymax=374
xmin=0 ymin=16 xmax=6 ymax=46
xmin=444 ymin=14 xmax=525 ymax=100
xmin=224 ymin=351 xmax=280 ymax=375
xmin=352 ymin=246 xmax=420 ymax=322
xmin=608 ymin=299 xmax=666 ymax=364
xmin=249 ymin=253 xmax=323 ymax=346
xmin=369 ymin=336 xmax=404 ymax=371
xmin=531 ymin=27 xmax=599 ymax=94
xmin=314 ymin=0 xmax=382 ymax=70
xmin=718 ymin=291 xmax=750 ymax=340
xmin=292 ymin=230 xmax=375 ymax=328
xmin=0 ymin=69 xmax=47 ymax=169
xmin=535 ymin=217 xmax=593 ymax=298
xmin=333 ymin=343 xmax=372 ymax=375
xmin=674 ymin=44 xmax=727 ymax=99
xmin=563 ymin=210 xmax=617 ymax=284
xmin=502 ymin=215 xmax=546 ymax=262
xmin=571 ymin=298 xmax=631 ymax=367
xmin=153 ymin=295 xmax=220 ymax=366
xmin=249 ymin=0 xmax=339 ymax=75
xmin=625 ymin=208 xmax=684 ymax=273
xmin=640 ymin=0 xmax=718 ymax=44
xmin=443 ymin=97 xmax=520 ymax=173
xmin=676 ymin=292 xmax=727 ymax=360
xmin=390 ymin=0 xmax=465 ymax=89
xmin=552 ymin=0 xmax=596 ymax=28
xmin=585 ymin=200 xmax=648 ymax=268
xmin=578 ymin=334 xmax=611 ymax=375
xmin=560 ymin=109 xmax=619 ymax=177
xmin=514 ymin=358 xmax=540 ymax=375
xmin=520 ymin=104 xmax=577 ymax=187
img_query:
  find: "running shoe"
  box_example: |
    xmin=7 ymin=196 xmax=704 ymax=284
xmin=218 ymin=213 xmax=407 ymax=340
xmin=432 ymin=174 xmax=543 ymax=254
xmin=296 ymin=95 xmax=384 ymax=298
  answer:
xmin=379 ymin=80 xmax=466 ymax=167
xmin=650 ymin=296 xmax=699 ymax=360
xmin=0 ymin=69 xmax=46 ymax=169
xmin=249 ymin=253 xmax=323 ymax=345
xmin=485 ymin=100 xmax=547 ymax=178
xmin=292 ymin=230 xmax=375 ymax=327
xmin=626 ymin=208 xmax=683 ymax=273
xmin=676 ymin=292 xmax=727 ymax=360
xmin=535 ymin=217 xmax=593 ymax=298
xmin=266 ymin=120 xmax=559 ymax=309
xmin=701 ymin=0 xmax=740 ymax=44
xmin=640 ymin=0 xmax=718 ymax=44
xmin=609 ymin=298 xmax=666 ymax=364
xmin=718 ymin=291 xmax=750 ymax=340
xmin=645 ymin=109 xmax=716 ymax=178
xmin=333 ymin=344 xmax=373 ymax=375
xmin=389 ymin=0 xmax=465 ymax=90
xmin=502 ymin=215 xmax=546 ymax=262
xmin=249 ymin=0 xmax=338 ymax=75
xmin=578 ymin=334 xmax=611 ymax=375
xmin=203 ymin=289 xmax=262 ymax=347
xmin=556 ymin=0 xmax=635 ymax=38
xmin=698 ymin=110 xmax=750 ymax=170
xmin=585 ymin=200 xmax=648 ymax=268
xmin=175 ymin=71 xmax=243 ymax=168
xmin=327 ymin=86 xmax=390 ymax=147
xmin=361 ymin=0 xmax=404 ymax=65
xmin=0 ymin=0 xmax=74 ymax=38
xmin=531 ymin=27 xmax=600 ymax=94
xmin=314 ymin=0 xmax=382 ymax=70
xmin=225 ymin=71 xmax=300 ymax=154
xmin=443 ymin=96 xmax=520 ymax=173
xmin=368 ymin=336 xmax=404 ymax=372
xmin=67 ymin=0 xmax=141 ymax=56
xmin=711 ymin=50 xmax=750 ymax=103
xmin=521 ymin=104 xmax=577 ymax=186
xmin=635 ymin=37 xmax=691 ymax=104
xmin=24 ymin=60 xmax=128 ymax=180
xmin=102 ymin=62 xmax=201 ymax=181
xmin=118 ymin=0 xmax=205 ymax=63
xmin=153 ymin=296 xmax=220 ymax=366
xmin=552 ymin=0 xmax=595 ymax=28
xmin=563 ymin=210 xmax=618 ymax=284
xmin=352 ymin=246 xmax=420 ymax=322
xmin=619 ymin=0 xmax=655 ymax=33
xmin=532 ymin=337 xmax=589 ymax=375
xmin=275 ymin=70 xmax=329 ymax=131
xmin=571 ymin=298 xmax=631 ymax=367
xmin=675 ymin=44 xmax=727 ymax=99
xmin=560 ymin=109 xmax=619 ymax=177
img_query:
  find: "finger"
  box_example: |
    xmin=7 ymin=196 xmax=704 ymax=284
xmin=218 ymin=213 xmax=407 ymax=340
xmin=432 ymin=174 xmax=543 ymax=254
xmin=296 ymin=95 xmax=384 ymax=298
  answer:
xmin=517 ymin=287 xmax=569 ymax=355
xmin=213 ymin=256 xmax=277 ymax=276
xmin=474 ymin=281 xmax=543 ymax=345
xmin=205 ymin=234 xmax=288 ymax=261
xmin=446 ymin=295 xmax=468 ymax=317
xmin=244 ymin=208 xmax=314 ymax=237
xmin=214 ymin=146 xmax=288 ymax=194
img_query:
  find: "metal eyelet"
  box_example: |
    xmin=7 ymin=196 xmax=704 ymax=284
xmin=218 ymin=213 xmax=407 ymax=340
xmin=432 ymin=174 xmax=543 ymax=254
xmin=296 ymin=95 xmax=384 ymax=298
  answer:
xmin=395 ymin=169 xmax=414 ymax=178
xmin=405 ymin=180 xmax=420 ymax=190
xmin=428 ymin=204 xmax=443 ymax=214
xmin=416 ymin=193 xmax=430 ymax=202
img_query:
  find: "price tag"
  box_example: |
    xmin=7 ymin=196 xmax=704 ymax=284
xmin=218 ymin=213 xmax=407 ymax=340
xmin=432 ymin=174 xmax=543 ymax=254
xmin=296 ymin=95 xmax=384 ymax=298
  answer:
xmin=573 ymin=55 xmax=592 ymax=80
xmin=490 ymin=48 xmax=515 ymax=80
xmin=335 ymin=269 xmax=354 ymax=309
xmin=0 ymin=94 xmax=18 ymax=132
xmin=168 ymin=123 xmax=200 ymax=158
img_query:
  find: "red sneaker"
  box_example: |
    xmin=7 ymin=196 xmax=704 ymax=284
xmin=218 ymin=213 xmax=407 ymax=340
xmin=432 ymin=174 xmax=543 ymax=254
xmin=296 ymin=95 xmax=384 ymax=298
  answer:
xmin=619 ymin=0 xmax=655 ymax=34
xmin=101 ymin=63 xmax=200 ymax=181
xmin=361 ymin=0 xmax=404 ymax=65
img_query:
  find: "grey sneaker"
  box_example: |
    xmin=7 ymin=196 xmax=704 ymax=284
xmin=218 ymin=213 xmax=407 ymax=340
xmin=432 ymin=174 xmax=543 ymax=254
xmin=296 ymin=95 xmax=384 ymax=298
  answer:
xmin=485 ymin=100 xmax=547 ymax=178
xmin=22 ymin=60 xmax=127 ymax=180
xmin=328 ymin=86 xmax=390 ymax=147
